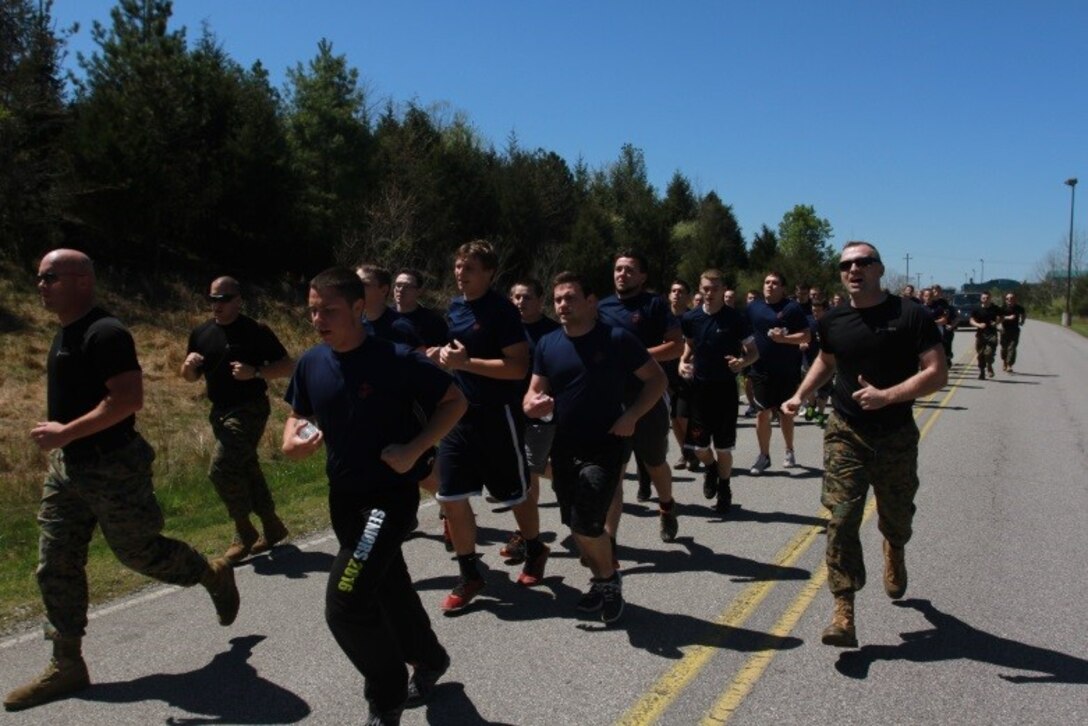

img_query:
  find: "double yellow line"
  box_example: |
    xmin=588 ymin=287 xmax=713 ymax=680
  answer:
xmin=617 ymin=359 xmax=973 ymax=726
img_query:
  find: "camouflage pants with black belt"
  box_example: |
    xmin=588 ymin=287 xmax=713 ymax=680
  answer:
xmin=37 ymin=435 xmax=208 ymax=637
xmin=1000 ymin=331 xmax=1019 ymax=367
xmin=821 ymin=414 xmax=920 ymax=595
xmin=209 ymin=396 xmax=276 ymax=520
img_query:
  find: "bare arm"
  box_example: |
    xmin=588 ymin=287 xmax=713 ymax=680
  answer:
xmin=648 ymin=326 xmax=683 ymax=362
xmin=610 ymin=359 xmax=667 ymax=437
xmin=381 ymin=384 xmax=468 ymax=474
xmin=441 ymin=339 xmax=529 ymax=380
xmin=782 ymin=351 xmax=836 ymax=416
xmin=31 ymin=370 xmax=143 ymax=451
xmin=523 ymin=374 xmax=555 ymax=419
xmin=853 ymin=344 xmax=948 ymax=411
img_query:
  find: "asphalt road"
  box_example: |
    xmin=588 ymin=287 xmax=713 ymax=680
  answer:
xmin=2 ymin=320 xmax=1086 ymax=725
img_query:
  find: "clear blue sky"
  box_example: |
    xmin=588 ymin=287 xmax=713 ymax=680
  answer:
xmin=52 ymin=1 xmax=1087 ymax=288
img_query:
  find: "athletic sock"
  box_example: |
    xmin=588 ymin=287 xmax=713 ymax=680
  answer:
xmin=659 ymin=498 xmax=674 ymax=512
xmin=456 ymin=553 xmax=482 ymax=581
xmin=525 ymin=536 xmax=545 ymax=559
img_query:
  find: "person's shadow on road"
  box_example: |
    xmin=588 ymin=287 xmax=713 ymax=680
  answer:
xmin=835 ymin=598 xmax=1088 ymax=683
xmin=248 ymin=544 xmax=334 ymax=578
xmin=422 ymin=681 xmax=516 ymax=725
xmin=78 ymin=634 xmax=310 ymax=723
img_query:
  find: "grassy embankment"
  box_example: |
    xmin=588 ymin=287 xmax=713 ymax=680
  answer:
xmin=0 ymin=264 xmax=330 ymax=635
xmin=1035 ymin=313 xmax=1088 ymax=338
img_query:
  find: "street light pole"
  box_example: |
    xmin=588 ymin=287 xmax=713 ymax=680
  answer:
xmin=1064 ymin=178 xmax=1078 ymax=327
xmin=980 ymin=258 xmax=985 ymax=284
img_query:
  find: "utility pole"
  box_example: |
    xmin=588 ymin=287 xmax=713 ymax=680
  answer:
xmin=904 ymin=253 xmax=911 ymax=288
xmin=1065 ymin=178 xmax=1078 ymax=327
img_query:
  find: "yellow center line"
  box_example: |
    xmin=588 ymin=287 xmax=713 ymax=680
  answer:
xmin=701 ymin=362 xmax=970 ymax=724
xmin=616 ymin=355 xmax=973 ymax=726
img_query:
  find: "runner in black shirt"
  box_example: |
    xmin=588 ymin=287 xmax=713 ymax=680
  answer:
xmin=393 ymin=268 xmax=449 ymax=348
xmin=784 ymin=241 xmax=946 ymax=649
xmin=357 ymin=264 xmax=425 ymax=349
xmin=1000 ymin=292 xmax=1027 ymax=373
xmin=666 ymin=279 xmax=699 ymax=471
xmin=969 ymin=291 xmax=1002 ymax=380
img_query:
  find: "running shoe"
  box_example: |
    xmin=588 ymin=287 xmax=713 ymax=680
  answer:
xmin=743 ymin=405 xmax=757 ymax=418
xmin=783 ymin=450 xmax=797 ymax=468
xmin=804 ymin=405 xmax=816 ymax=421
xmin=516 ymin=544 xmax=550 ymax=586
xmin=576 ymin=581 xmax=604 ymax=613
xmin=599 ymin=574 xmax=625 ymax=624
xmin=672 ymin=456 xmax=688 ymax=470
xmin=659 ymin=507 xmax=678 ymax=543
xmin=499 ymin=531 xmax=526 ymax=563
xmin=636 ymin=478 xmax=652 ymax=502
xmin=702 ymin=468 xmax=719 ymax=500
xmin=715 ymin=480 xmax=732 ymax=514
xmin=441 ymin=577 xmax=485 ymax=613
xmin=405 ymin=652 xmax=451 ymax=708
xmin=749 ymin=453 xmax=771 ymax=475
xmin=987 ymin=365 xmax=995 ymax=378
xmin=978 ymin=371 xmax=985 ymax=380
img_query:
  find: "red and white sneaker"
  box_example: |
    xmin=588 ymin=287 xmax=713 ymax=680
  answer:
xmin=516 ymin=544 xmax=550 ymax=586
xmin=441 ymin=578 xmax=485 ymax=613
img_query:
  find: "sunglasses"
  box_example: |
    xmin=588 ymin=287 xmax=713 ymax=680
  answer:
xmin=206 ymin=293 xmax=238 ymax=303
xmin=838 ymin=256 xmax=881 ymax=272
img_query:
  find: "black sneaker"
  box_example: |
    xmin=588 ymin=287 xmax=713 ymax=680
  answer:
xmin=636 ymin=479 xmax=652 ymax=502
xmin=365 ymin=705 xmax=404 ymax=726
xmin=715 ymin=480 xmax=732 ymax=514
xmin=405 ymin=652 xmax=450 ymax=708
xmin=599 ymin=573 xmax=624 ymax=624
xmin=702 ymin=468 xmax=719 ymax=500
xmin=576 ymin=582 xmax=604 ymax=612
xmin=659 ymin=507 xmax=678 ymax=543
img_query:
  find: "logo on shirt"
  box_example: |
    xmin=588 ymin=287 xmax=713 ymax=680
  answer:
xmin=630 ymin=312 xmax=642 ymax=325
xmin=357 ymin=382 xmax=374 ymax=399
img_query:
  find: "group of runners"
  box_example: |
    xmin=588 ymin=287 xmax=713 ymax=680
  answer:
xmin=13 ymin=240 xmax=985 ymax=725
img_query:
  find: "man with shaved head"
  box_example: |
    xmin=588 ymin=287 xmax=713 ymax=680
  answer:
xmin=5 ymin=251 xmax=240 ymax=712
xmin=182 ymin=276 xmax=294 ymax=562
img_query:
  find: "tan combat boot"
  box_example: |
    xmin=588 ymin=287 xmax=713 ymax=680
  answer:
xmin=251 ymin=514 xmax=289 ymax=556
xmin=3 ymin=636 xmax=90 ymax=711
xmin=202 ymin=557 xmax=240 ymax=626
xmin=821 ymin=592 xmax=858 ymax=648
xmin=223 ymin=517 xmax=260 ymax=564
xmin=883 ymin=540 xmax=907 ymax=599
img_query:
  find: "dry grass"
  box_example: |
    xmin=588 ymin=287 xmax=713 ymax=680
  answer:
xmin=0 ymin=262 xmax=328 ymax=635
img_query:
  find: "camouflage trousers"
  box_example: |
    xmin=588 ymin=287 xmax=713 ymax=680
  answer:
xmin=38 ymin=435 xmax=208 ymax=637
xmin=1000 ymin=331 xmax=1019 ymax=367
xmin=209 ymin=396 xmax=276 ymax=521
xmin=975 ymin=332 xmax=997 ymax=369
xmin=821 ymin=414 xmax=920 ymax=595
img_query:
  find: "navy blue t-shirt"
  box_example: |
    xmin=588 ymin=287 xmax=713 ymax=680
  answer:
xmin=533 ymin=322 xmax=649 ymax=443
xmin=746 ymin=298 xmax=808 ymax=376
xmin=446 ymin=289 xmax=527 ymax=407
xmin=803 ymin=314 xmax=822 ymax=367
xmin=364 ymin=307 xmax=424 ymax=349
xmin=597 ymin=291 xmax=679 ymax=350
xmin=520 ymin=315 xmax=562 ymax=395
xmin=400 ymin=306 xmax=449 ymax=348
xmin=285 ymin=336 xmax=453 ymax=492
xmin=680 ymin=306 xmax=753 ymax=381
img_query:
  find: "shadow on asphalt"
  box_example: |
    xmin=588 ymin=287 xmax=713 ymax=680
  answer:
xmin=247 ymin=545 xmax=334 ymax=578
xmin=77 ymin=635 xmax=310 ymax=722
xmin=423 ymin=681 xmax=516 ymax=725
xmin=835 ymin=599 xmax=1088 ymax=683
xmin=616 ymin=535 xmax=811 ymax=584
xmin=988 ymin=379 xmax=1040 ymax=385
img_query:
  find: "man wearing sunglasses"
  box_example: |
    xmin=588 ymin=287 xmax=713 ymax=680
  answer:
xmin=783 ymin=242 xmax=946 ymax=649
xmin=182 ymin=277 xmax=294 ymax=563
xmin=6 ymin=251 xmax=240 ymax=712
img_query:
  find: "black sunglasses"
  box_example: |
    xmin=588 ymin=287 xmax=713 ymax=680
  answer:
xmin=838 ymin=256 xmax=881 ymax=272
xmin=206 ymin=293 xmax=238 ymax=303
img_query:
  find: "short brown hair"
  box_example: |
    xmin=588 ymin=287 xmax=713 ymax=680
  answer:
xmin=456 ymin=239 xmax=498 ymax=271
xmin=552 ymin=270 xmax=595 ymax=298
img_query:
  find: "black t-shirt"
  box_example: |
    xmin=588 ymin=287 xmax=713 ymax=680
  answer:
xmin=819 ymin=295 xmax=942 ymax=429
xmin=520 ymin=315 xmax=561 ymax=396
xmin=187 ymin=315 xmax=288 ymax=408
xmin=285 ymin=336 xmax=453 ymax=493
xmin=364 ymin=307 xmax=424 ymax=349
xmin=970 ymin=303 xmax=1002 ymax=338
xmin=1001 ymin=304 xmax=1026 ymax=333
xmin=48 ymin=307 xmax=141 ymax=454
xmin=400 ymin=306 xmax=449 ymax=348
xmin=446 ymin=290 xmax=527 ymax=407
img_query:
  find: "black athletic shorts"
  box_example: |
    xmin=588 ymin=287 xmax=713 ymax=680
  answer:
xmin=523 ymin=421 xmax=555 ymax=475
xmin=437 ymin=404 xmax=530 ymax=505
xmin=551 ymin=435 xmax=629 ymax=537
xmin=685 ymin=378 xmax=740 ymax=451
xmin=668 ymin=379 xmax=691 ymax=420
xmin=749 ymin=370 xmax=801 ymax=412
xmin=627 ymin=398 xmax=669 ymax=468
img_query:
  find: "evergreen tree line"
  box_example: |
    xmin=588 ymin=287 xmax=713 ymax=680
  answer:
xmin=2 ymin=0 xmax=841 ymax=298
